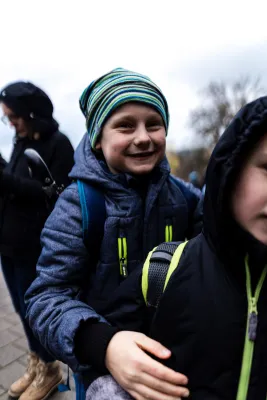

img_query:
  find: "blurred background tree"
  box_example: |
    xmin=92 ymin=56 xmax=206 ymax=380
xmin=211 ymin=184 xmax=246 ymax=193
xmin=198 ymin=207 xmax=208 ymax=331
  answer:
xmin=189 ymin=76 xmax=265 ymax=149
xmin=167 ymin=76 xmax=265 ymax=187
xmin=167 ymin=147 xmax=210 ymax=185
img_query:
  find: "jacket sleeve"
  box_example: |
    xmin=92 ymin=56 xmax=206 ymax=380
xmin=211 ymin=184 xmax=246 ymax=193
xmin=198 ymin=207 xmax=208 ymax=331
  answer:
xmin=0 ymin=171 xmax=44 ymax=200
xmin=25 ymin=183 xmax=108 ymax=372
xmin=170 ymin=175 xmax=203 ymax=238
xmin=0 ymin=135 xmax=74 ymax=201
xmin=74 ymin=267 xmax=148 ymax=373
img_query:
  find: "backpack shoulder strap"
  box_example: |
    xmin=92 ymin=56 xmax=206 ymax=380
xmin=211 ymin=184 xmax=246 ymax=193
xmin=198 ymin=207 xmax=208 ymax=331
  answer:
xmin=77 ymin=179 xmax=106 ymax=253
xmin=142 ymin=241 xmax=188 ymax=307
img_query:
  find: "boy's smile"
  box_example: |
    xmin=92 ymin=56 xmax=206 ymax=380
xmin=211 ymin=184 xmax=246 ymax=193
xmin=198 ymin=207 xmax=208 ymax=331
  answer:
xmin=95 ymin=103 xmax=166 ymax=175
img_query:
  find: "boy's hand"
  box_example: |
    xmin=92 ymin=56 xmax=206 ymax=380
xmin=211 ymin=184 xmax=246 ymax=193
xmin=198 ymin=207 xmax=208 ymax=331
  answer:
xmin=105 ymin=331 xmax=190 ymax=400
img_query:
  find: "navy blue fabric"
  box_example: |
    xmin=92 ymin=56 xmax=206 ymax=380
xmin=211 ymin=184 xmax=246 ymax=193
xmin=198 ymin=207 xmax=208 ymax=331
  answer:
xmin=79 ymin=177 xmax=199 ymax=255
xmin=1 ymin=255 xmax=54 ymax=363
xmin=26 ymin=133 xmax=202 ymax=373
xmin=170 ymin=175 xmax=200 ymax=213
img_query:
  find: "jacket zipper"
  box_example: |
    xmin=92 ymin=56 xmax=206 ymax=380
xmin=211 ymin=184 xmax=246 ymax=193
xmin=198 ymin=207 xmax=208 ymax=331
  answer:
xmin=165 ymin=219 xmax=173 ymax=242
xmin=236 ymin=256 xmax=267 ymax=400
xmin=118 ymin=234 xmax=128 ymax=278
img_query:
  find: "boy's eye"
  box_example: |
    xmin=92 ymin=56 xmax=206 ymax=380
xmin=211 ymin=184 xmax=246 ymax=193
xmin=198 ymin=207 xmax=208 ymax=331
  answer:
xmin=146 ymin=120 xmax=164 ymax=129
xmin=115 ymin=120 xmax=134 ymax=129
xmin=119 ymin=123 xmax=133 ymax=128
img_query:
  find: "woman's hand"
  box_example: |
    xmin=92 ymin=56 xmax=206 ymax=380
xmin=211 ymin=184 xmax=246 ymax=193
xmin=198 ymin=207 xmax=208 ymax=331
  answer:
xmin=105 ymin=331 xmax=189 ymax=400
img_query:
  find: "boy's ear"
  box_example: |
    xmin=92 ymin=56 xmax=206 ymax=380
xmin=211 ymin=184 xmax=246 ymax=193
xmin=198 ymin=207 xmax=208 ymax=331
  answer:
xmin=95 ymin=141 xmax=102 ymax=150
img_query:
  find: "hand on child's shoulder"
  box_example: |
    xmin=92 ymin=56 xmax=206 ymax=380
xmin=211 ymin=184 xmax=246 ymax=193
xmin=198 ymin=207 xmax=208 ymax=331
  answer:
xmin=105 ymin=331 xmax=190 ymax=399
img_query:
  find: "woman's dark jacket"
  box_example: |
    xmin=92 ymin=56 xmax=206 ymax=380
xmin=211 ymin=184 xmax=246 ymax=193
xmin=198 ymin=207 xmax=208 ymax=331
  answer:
xmin=0 ymin=130 xmax=74 ymax=260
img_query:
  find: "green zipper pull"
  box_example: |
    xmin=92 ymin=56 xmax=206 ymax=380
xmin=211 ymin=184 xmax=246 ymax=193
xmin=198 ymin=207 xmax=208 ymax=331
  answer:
xmin=121 ymin=258 xmax=128 ymax=278
xmin=236 ymin=257 xmax=267 ymax=400
xmin=118 ymin=237 xmax=128 ymax=278
xmin=165 ymin=225 xmax=169 ymax=242
xmin=165 ymin=219 xmax=173 ymax=242
xmin=169 ymin=225 xmax=173 ymax=242
xmin=248 ymin=297 xmax=258 ymax=342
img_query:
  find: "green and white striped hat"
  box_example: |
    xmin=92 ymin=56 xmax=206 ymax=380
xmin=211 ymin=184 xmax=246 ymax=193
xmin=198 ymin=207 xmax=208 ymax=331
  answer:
xmin=79 ymin=68 xmax=169 ymax=149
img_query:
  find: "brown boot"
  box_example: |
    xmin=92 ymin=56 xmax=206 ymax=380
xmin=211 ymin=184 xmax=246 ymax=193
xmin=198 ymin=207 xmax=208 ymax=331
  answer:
xmin=8 ymin=352 xmax=39 ymax=398
xmin=19 ymin=360 xmax=63 ymax=400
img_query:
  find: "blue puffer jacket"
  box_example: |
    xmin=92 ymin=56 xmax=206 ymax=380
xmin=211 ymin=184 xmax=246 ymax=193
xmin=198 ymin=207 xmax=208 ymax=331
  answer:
xmin=26 ymin=133 xmax=202 ymax=372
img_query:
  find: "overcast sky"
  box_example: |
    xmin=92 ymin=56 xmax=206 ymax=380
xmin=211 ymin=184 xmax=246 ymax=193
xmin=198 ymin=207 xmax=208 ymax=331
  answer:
xmin=1 ymin=0 xmax=267 ymax=160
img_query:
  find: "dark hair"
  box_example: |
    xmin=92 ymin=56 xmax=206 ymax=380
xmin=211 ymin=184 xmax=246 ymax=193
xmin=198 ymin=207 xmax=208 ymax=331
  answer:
xmin=0 ymin=81 xmax=59 ymax=135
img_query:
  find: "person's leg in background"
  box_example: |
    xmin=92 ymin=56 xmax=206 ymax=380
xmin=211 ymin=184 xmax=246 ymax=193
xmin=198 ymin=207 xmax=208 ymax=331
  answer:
xmin=1 ymin=255 xmax=63 ymax=400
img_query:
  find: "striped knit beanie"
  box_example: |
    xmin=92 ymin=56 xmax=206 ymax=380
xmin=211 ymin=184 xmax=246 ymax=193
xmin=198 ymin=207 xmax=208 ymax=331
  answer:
xmin=79 ymin=68 xmax=169 ymax=149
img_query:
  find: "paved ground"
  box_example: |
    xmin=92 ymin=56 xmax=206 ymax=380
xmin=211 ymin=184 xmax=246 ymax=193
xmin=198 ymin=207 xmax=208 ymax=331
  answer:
xmin=0 ymin=269 xmax=74 ymax=400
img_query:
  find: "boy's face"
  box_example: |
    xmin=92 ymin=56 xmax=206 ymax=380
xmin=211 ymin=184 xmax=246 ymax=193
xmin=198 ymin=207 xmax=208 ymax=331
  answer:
xmin=232 ymin=133 xmax=267 ymax=245
xmin=95 ymin=103 xmax=166 ymax=175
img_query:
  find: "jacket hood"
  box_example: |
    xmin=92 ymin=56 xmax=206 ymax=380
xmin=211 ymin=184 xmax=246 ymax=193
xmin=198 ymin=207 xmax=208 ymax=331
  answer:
xmin=69 ymin=133 xmax=170 ymax=193
xmin=203 ymin=96 xmax=267 ymax=263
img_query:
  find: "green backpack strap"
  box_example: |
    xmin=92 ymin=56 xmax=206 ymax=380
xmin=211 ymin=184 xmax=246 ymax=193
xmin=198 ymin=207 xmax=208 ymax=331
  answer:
xmin=142 ymin=241 xmax=188 ymax=307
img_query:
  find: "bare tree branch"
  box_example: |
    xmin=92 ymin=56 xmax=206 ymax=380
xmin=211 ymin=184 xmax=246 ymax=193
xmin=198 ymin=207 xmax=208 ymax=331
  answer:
xmin=189 ymin=76 xmax=265 ymax=148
